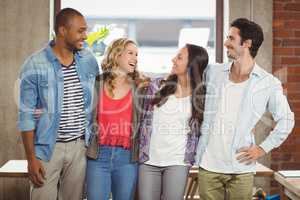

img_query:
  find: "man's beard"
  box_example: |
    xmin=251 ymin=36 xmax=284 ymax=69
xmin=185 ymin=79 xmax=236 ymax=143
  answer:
xmin=226 ymin=51 xmax=236 ymax=61
xmin=66 ymin=40 xmax=82 ymax=52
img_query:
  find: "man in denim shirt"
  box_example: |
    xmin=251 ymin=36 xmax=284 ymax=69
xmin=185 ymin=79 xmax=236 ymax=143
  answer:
xmin=196 ymin=18 xmax=294 ymax=199
xmin=18 ymin=8 xmax=98 ymax=200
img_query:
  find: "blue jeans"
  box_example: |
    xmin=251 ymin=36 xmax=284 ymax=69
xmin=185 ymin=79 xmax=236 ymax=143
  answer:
xmin=86 ymin=145 xmax=138 ymax=200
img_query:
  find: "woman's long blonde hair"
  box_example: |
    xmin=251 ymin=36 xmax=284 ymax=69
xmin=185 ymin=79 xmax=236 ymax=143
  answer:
xmin=101 ymin=38 xmax=139 ymax=97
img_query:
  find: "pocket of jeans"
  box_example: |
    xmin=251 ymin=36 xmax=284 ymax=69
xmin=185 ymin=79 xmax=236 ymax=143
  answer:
xmin=86 ymin=133 xmax=99 ymax=159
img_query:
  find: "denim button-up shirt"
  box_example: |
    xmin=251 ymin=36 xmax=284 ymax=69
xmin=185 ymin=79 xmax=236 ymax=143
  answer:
xmin=139 ymin=78 xmax=200 ymax=165
xmin=195 ymin=63 xmax=294 ymax=172
xmin=18 ymin=41 xmax=99 ymax=161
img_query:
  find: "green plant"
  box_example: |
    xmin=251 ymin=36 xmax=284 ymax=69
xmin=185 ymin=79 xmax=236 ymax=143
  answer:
xmin=86 ymin=26 xmax=109 ymax=47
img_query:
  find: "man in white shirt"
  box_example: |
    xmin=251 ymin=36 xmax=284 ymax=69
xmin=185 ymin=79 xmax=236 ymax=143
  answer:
xmin=195 ymin=18 xmax=294 ymax=200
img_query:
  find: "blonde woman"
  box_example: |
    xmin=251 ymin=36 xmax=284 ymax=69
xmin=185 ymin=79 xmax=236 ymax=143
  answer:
xmin=86 ymin=38 xmax=148 ymax=200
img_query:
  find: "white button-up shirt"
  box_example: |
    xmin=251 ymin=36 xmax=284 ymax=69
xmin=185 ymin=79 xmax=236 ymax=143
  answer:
xmin=195 ymin=62 xmax=294 ymax=173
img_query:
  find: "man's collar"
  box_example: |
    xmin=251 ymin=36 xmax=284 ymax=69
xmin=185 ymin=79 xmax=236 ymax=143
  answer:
xmin=45 ymin=40 xmax=83 ymax=62
xmin=45 ymin=40 xmax=58 ymax=62
xmin=223 ymin=61 xmax=263 ymax=77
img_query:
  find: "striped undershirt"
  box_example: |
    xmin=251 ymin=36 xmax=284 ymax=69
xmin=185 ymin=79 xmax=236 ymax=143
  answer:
xmin=56 ymin=61 xmax=86 ymax=142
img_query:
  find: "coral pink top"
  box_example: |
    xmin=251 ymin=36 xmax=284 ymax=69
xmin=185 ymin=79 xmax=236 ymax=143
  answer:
xmin=98 ymin=88 xmax=133 ymax=149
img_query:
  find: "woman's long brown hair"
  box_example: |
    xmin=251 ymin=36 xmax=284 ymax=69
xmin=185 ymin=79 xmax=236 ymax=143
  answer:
xmin=151 ymin=44 xmax=208 ymax=131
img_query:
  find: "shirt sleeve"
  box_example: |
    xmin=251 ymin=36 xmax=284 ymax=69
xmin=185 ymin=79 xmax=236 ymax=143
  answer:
xmin=259 ymin=77 xmax=295 ymax=153
xmin=18 ymin=58 xmax=38 ymax=131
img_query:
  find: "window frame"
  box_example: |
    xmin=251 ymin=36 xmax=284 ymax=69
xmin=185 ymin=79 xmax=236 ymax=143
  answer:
xmin=54 ymin=0 xmax=223 ymax=63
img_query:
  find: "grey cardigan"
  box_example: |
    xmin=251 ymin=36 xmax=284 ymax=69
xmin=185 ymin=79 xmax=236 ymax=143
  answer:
xmin=86 ymin=74 xmax=148 ymax=162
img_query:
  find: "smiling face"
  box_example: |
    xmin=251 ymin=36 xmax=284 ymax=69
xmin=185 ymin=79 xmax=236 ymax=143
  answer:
xmin=224 ymin=27 xmax=249 ymax=60
xmin=171 ymin=47 xmax=189 ymax=76
xmin=117 ymin=42 xmax=138 ymax=74
xmin=224 ymin=27 xmax=251 ymax=60
xmin=62 ymin=15 xmax=87 ymax=51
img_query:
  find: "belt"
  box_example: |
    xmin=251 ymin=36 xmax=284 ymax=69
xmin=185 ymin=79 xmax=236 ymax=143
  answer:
xmin=57 ymin=135 xmax=85 ymax=143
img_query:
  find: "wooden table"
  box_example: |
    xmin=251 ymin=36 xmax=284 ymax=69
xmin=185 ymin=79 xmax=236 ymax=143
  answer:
xmin=0 ymin=160 xmax=28 ymax=177
xmin=274 ymin=172 xmax=300 ymax=200
xmin=255 ymin=163 xmax=274 ymax=177
xmin=0 ymin=160 xmax=274 ymax=178
xmin=184 ymin=163 xmax=274 ymax=200
xmin=0 ymin=160 xmax=30 ymax=200
xmin=0 ymin=160 xmax=275 ymax=200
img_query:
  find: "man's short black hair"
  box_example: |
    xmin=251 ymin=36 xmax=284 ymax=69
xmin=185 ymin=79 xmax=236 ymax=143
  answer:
xmin=230 ymin=18 xmax=264 ymax=58
xmin=54 ymin=8 xmax=83 ymax=35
